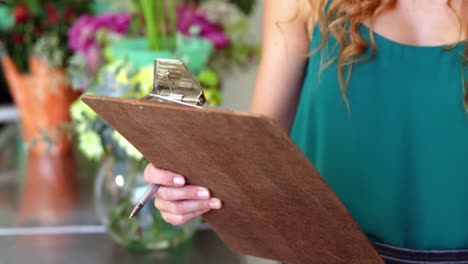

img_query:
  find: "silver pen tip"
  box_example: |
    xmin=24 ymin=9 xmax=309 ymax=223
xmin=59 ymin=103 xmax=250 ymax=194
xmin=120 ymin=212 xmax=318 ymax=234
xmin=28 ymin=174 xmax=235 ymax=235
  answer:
xmin=129 ymin=203 xmax=143 ymax=219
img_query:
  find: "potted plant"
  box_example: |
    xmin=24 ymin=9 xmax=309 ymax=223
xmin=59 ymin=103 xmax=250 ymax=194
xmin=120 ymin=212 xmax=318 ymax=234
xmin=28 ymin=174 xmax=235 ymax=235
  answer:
xmin=0 ymin=0 xmax=90 ymax=155
xmin=106 ymin=0 xmax=213 ymax=73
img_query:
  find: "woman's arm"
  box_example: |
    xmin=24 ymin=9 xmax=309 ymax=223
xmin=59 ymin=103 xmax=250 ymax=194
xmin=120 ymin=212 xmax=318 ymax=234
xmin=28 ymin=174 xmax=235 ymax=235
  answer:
xmin=250 ymin=0 xmax=313 ymax=133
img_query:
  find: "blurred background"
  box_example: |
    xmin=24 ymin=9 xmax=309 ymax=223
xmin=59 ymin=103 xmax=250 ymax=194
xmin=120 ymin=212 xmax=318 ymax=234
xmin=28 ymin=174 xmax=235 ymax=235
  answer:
xmin=0 ymin=0 xmax=273 ymax=263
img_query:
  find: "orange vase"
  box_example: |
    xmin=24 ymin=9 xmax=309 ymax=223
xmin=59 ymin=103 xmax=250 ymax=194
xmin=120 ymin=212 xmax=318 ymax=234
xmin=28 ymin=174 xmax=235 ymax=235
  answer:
xmin=1 ymin=55 xmax=80 ymax=155
xmin=17 ymin=153 xmax=80 ymax=225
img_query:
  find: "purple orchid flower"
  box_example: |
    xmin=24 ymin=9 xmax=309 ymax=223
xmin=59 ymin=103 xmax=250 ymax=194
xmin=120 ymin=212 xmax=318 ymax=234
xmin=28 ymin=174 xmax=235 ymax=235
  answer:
xmin=68 ymin=14 xmax=93 ymax=52
xmin=68 ymin=13 xmax=131 ymax=75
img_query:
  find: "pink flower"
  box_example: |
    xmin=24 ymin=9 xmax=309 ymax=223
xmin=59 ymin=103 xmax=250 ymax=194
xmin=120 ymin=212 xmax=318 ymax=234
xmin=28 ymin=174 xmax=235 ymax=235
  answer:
xmin=68 ymin=14 xmax=93 ymax=51
xmin=85 ymin=43 xmax=101 ymax=74
xmin=177 ymin=6 xmax=229 ymax=49
xmin=68 ymin=13 xmax=131 ymax=76
xmin=69 ymin=13 xmax=131 ymax=52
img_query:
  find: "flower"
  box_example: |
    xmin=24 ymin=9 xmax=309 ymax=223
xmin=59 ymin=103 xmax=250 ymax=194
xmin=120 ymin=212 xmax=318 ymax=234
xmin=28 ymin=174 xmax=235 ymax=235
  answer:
xmin=78 ymin=131 xmax=104 ymax=160
xmin=70 ymin=94 xmax=99 ymax=133
xmin=203 ymin=88 xmax=222 ymax=106
xmin=198 ymin=69 xmax=219 ymax=88
xmin=85 ymin=43 xmax=102 ymax=74
xmin=66 ymin=0 xmax=260 ymax=163
xmin=199 ymin=1 xmax=250 ymax=45
xmin=68 ymin=15 xmax=93 ymax=52
xmin=91 ymin=59 xmax=136 ymax=97
xmin=13 ymin=34 xmax=22 ymax=44
xmin=45 ymin=4 xmax=59 ymax=24
xmin=1 ymin=1 xmax=91 ymax=71
xmin=69 ymin=13 xmax=131 ymax=53
xmin=70 ymin=97 xmax=97 ymax=122
xmin=70 ymin=60 xmax=151 ymax=162
xmin=127 ymin=66 xmax=153 ymax=98
xmin=67 ymin=53 xmax=90 ymax=91
xmin=32 ymin=35 xmax=66 ymax=68
xmin=68 ymin=13 xmax=131 ymax=88
xmin=177 ymin=5 xmax=229 ymax=49
xmin=198 ymin=69 xmax=221 ymax=106
xmin=13 ymin=3 xmax=28 ymax=23
xmin=65 ymin=6 xmax=75 ymax=20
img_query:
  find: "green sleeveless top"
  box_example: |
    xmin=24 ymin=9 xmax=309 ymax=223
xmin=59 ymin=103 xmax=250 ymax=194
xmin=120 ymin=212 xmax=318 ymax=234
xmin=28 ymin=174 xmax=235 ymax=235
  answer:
xmin=290 ymin=23 xmax=468 ymax=250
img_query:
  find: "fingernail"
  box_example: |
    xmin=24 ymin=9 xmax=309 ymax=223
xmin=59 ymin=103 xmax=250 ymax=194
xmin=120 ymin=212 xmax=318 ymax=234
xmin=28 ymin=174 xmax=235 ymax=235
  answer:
xmin=209 ymin=198 xmax=222 ymax=209
xmin=173 ymin=176 xmax=185 ymax=185
xmin=197 ymin=188 xmax=210 ymax=199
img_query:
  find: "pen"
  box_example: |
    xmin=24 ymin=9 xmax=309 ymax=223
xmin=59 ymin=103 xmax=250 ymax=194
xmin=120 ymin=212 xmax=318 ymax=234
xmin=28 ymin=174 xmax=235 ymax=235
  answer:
xmin=129 ymin=184 xmax=160 ymax=219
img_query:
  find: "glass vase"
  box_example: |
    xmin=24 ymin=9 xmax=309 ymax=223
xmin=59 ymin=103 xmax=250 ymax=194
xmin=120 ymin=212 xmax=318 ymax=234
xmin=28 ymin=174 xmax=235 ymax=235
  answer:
xmin=94 ymin=156 xmax=200 ymax=251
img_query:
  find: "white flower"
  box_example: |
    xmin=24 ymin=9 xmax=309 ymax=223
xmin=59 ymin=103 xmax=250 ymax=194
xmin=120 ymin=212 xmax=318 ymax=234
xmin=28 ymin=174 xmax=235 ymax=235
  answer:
xmin=79 ymin=131 xmax=104 ymax=160
xmin=199 ymin=0 xmax=234 ymax=24
xmin=199 ymin=1 xmax=249 ymax=45
xmin=112 ymin=130 xmax=144 ymax=160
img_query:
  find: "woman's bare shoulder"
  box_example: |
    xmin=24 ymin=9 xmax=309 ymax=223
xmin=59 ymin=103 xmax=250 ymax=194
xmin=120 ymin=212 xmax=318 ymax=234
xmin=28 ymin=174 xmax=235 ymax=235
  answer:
xmin=264 ymin=0 xmax=317 ymax=38
xmin=251 ymin=0 xmax=319 ymax=131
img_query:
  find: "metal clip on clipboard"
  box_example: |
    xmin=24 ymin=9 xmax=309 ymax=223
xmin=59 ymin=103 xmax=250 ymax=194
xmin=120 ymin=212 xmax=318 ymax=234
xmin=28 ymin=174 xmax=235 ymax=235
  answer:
xmin=142 ymin=59 xmax=206 ymax=109
xmin=127 ymin=58 xmax=207 ymax=219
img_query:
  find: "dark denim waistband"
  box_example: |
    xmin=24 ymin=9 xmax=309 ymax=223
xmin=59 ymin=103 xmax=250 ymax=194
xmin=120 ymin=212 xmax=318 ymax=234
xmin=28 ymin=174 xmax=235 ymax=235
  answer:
xmin=375 ymin=242 xmax=468 ymax=264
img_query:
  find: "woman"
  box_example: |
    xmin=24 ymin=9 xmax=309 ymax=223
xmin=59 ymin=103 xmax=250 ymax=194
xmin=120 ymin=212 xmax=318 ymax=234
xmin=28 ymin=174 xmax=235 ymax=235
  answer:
xmin=144 ymin=0 xmax=468 ymax=262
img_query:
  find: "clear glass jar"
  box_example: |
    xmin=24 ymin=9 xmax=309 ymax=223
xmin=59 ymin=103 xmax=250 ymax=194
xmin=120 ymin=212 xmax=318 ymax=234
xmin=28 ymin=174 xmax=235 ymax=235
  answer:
xmin=94 ymin=156 xmax=200 ymax=251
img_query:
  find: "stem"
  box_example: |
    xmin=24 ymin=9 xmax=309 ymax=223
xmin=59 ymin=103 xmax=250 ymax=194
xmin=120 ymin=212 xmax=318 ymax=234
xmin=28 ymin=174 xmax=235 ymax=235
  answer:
xmin=140 ymin=0 xmax=177 ymax=51
xmin=167 ymin=0 xmax=177 ymax=51
xmin=156 ymin=0 xmax=167 ymax=50
xmin=141 ymin=0 xmax=159 ymax=50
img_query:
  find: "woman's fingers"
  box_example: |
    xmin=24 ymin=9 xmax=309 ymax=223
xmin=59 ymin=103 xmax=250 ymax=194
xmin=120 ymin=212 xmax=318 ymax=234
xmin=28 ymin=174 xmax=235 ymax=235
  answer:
xmin=161 ymin=209 xmax=210 ymax=226
xmin=155 ymin=185 xmax=211 ymax=201
xmin=144 ymin=164 xmax=223 ymax=226
xmin=155 ymin=198 xmax=222 ymax=215
xmin=144 ymin=164 xmax=186 ymax=187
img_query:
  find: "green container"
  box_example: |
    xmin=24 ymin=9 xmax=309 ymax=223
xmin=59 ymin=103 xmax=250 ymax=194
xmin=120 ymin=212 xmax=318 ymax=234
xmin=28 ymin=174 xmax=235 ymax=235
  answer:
xmin=106 ymin=35 xmax=214 ymax=73
xmin=106 ymin=38 xmax=175 ymax=69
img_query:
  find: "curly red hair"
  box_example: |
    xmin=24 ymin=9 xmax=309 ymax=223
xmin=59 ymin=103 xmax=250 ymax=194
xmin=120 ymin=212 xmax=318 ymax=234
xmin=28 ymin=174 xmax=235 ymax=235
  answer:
xmin=308 ymin=0 xmax=468 ymax=110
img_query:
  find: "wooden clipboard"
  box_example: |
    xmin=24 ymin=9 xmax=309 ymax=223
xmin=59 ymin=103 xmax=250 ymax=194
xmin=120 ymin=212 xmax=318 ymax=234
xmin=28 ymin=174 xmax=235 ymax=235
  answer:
xmin=82 ymin=59 xmax=383 ymax=264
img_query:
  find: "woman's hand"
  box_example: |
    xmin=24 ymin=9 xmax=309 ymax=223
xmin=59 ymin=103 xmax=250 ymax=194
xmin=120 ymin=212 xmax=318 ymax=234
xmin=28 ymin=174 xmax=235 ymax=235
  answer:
xmin=144 ymin=164 xmax=222 ymax=226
